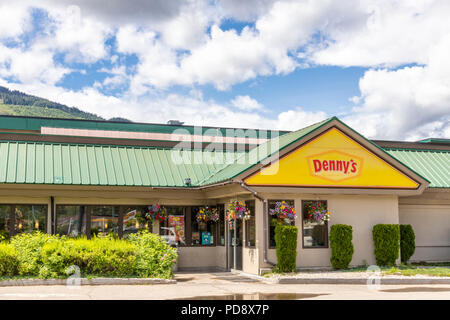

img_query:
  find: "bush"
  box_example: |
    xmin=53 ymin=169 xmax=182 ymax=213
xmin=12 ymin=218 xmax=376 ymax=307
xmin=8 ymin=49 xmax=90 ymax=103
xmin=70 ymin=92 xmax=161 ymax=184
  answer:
xmin=372 ymin=224 xmax=400 ymax=266
xmin=274 ymin=225 xmax=298 ymax=273
xmin=0 ymin=243 xmax=19 ymax=276
xmin=400 ymin=224 xmax=416 ymax=263
xmin=41 ymin=236 xmax=136 ymax=277
xmin=10 ymin=232 xmax=60 ymax=275
xmin=128 ymin=230 xmax=178 ymax=279
xmin=329 ymin=224 xmax=354 ymax=269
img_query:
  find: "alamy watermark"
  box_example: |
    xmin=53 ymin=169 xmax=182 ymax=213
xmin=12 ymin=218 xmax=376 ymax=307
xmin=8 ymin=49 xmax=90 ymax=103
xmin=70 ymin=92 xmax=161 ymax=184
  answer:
xmin=169 ymin=127 xmax=281 ymax=175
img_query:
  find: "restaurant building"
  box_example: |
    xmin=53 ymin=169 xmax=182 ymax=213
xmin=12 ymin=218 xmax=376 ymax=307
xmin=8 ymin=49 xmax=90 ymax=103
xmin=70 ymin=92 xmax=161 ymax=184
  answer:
xmin=0 ymin=115 xmax=448 ymax=275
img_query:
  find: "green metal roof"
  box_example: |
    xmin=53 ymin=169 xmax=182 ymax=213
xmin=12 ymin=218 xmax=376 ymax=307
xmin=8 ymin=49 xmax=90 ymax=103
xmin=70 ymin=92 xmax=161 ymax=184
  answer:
xmin=384 ymin=148 xmax=450 ymax=188
xmin=0 ymin=116 xmax=448 ymax=189
xmin=198 ymin=117 xmax=335 ymax=185
xmin=0 ymin=115 xmax=288 ymax=139
xmin=0 ymin=141 xmax=242 ymax=187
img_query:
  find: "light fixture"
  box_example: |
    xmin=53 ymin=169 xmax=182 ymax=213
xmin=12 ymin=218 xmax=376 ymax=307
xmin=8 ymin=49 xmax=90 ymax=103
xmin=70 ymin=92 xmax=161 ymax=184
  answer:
xmin=35 ymin=221 xmax=39 ymax=229
xmin=145 ymin=223 xmax=148 ymax=229
xmin=18 ymin=222 xmax=22 ymax=229
xmin=135 ymin=221 xmax=139 ymax=229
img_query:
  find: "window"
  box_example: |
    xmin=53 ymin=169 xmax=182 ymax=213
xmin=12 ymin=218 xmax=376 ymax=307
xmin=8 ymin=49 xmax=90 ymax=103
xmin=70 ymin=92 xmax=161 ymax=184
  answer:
xmin=245 ymin=200 xmax=256 ymax=247
xmin=122 ymin=206 xmax=150 ymax=237
xmin=191 ymin=206 xmax=216 ymax=246
xmin=217 ymin=204 xmax=225 ymax=246
xmin=14 ymin=205 xmax=47 ymax=234
xmin=302 ymin=200 xmax=328 ymax=248
xmin=0 ymin=205 xmax=11 ymax=239
xmin=268 ymin=200 xmax=295 ymax=247
xmin=160 ymin=206 xmax=185 ymax=246
xmin=56 ymin=206 xmax=87 ymax=237
xmin=91 ymin=206 xmax=120 ymax=236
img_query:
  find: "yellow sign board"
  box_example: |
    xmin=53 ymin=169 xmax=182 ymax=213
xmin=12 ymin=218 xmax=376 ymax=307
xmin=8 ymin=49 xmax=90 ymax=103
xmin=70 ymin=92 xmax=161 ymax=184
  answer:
xmin=245 ymin=128 xmax=419 ymax=189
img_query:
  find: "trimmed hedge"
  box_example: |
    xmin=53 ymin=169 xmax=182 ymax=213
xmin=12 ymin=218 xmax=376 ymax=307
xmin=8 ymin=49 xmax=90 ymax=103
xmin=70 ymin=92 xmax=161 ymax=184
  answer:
xmin=41 ymin=237 xmax=137 ymax=278
xmin=400 ymin=224 xmax=416 ymax=263
xmin=1 ymin=231 xmax=177 ymax=279
xmin=372 ymin=224 xmax=400 ymax=266
xmin=274 ymin=225 xmax=298 ymax=273
xmin=329 ymin=224 xmax=354 ymax=269
xmin=0 ymin=243 xmax=19 ymax=276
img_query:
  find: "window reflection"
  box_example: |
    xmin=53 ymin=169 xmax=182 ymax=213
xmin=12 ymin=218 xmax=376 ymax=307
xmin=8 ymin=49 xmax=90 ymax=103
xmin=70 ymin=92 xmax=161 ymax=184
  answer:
xmin=56 ymin=206 xmax=87 ymax=237
xmin=91 ymin=206 xmax=119 ymax=236
xmin=15 ymin=205 xmax=47 ymax=234
xmin=160 ymin=207 xmax=185 ymax=246
xmin=122 ymin=206 xmax=149 ymax=237
xmin=0 ymin=205 xmax=11 ymax=240
xmin=191 ymin=207 xmax=215 ymax=246
xmin=268 ymin=200 xmax=295 ymax=247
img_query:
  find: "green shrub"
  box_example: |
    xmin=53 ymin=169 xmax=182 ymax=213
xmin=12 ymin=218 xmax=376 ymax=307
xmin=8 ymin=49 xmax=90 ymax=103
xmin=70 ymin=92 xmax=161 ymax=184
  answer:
xmin=329 ymin=224 xmax=354 ymax=269
xmin=372 ymin=224 xmax=400 ymax=266
xmin=274 ymin=225 xmax=298 ymax=273
xmin=41 ymin=236 xmax=136 ymax=277
xmin=0 ymin=230 xmax=9 ymax=242
xmin=0 ymin=243 xmax=19 ymax=276
xmin=10 ymin=232 xmax=60 ymax=275
xmin=128 ymin=230 xmax=178 ymax=279
xmin=400 ymin=224 xmax=416 ymax=263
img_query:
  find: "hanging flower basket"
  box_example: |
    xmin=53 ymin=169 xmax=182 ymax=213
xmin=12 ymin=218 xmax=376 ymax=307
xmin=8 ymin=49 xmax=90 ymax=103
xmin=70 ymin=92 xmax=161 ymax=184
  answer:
xmin=196 ymin=206 xmax=219 ymax=223
xmin=226 ymin=200 xmax=250 ymax=230
xmin=146 ymin=204 xmax=167 ymax=223
xmin=269 ymin=201 xmax=296 ymax=225
xmin=304 ymin=201 xmax=330 ymax=223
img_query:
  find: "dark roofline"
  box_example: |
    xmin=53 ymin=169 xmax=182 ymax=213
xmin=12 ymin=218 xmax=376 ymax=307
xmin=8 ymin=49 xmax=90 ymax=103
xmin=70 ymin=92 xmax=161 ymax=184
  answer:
xmin=0 ymin=114 xmax=290 ymax=135
xmin=372 ymin=140 xmax=450 ymax=151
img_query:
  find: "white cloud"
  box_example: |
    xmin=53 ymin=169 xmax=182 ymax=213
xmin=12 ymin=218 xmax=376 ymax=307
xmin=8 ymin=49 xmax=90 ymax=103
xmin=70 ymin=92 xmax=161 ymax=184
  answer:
xmin=231 ymin=95 xmax=263 ymax=111
xmin=0 ymin=0 xmax=449 ymax=140
xmin=0 ymin=3 xmax=32 ymax=39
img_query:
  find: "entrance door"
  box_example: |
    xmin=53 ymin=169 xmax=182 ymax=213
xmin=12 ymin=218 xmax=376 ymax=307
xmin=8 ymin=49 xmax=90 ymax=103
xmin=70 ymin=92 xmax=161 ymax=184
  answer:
xmin=227 ymin=219 xmax=243 ymax=270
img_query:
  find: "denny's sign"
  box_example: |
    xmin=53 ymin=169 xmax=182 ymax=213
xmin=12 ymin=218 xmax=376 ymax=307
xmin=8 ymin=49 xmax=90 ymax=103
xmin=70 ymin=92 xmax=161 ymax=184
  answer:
xmin=244 ymin=127 xmax=419 ymax=189
xmin=307 ymin=151 xmax=362 ymax=182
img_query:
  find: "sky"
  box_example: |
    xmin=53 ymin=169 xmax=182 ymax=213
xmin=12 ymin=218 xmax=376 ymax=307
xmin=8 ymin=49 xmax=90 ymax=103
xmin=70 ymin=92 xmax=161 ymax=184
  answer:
xmin=0 ymin=0 xmax=449 ymax=141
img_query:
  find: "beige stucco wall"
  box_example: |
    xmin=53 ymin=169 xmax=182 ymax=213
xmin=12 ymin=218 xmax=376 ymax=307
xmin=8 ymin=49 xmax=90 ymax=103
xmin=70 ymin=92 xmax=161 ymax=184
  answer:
xmin=177 ymin=246 xmax=227 ymax=270
xmin=399 ymin=204 xmax=450 ymax=261
xmin=399 ymin=190 xmax=450 ymax=262
xmin=260 ymin=193 xmax=400 ymax=270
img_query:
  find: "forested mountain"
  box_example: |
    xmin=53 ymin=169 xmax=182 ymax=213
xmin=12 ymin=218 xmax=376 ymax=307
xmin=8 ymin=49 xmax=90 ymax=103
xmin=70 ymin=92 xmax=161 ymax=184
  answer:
xmin=0 ymin=86 xmax=130 ymax=122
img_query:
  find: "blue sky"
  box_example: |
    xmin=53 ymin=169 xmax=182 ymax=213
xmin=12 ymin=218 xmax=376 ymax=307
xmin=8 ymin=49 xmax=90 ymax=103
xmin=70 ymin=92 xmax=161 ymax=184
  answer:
xmin=0 ymin=1 xmax=448 ymax=140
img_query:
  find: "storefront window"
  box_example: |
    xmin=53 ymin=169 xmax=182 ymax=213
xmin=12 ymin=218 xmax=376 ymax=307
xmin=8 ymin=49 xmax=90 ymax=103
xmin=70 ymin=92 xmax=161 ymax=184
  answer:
xmin=191 ymin=206 xmax=215 ymax=246
xmin=0 ymin=205 xmax=11 ymax=239
xmin=160 ymin=206 xmax=185 ymax=246
xmin=56 ymin=206 xmax=87 ymax=237
xmin=302 ymin=200 xmax=328 ymax=248
xmin=245 ymin=200 xmax=256 ymax=247
xmin=91 ymin=206 xmax=119 ymax=236
xmin=14 ymin=205 xmax=47 ymax=234
xmin=217 ymin=204 xmax=225 ymax=246
xmin=122 ymin=206 xmax=149 ymax=237
xmin=268 ymin=200 xmax=295 ymax=247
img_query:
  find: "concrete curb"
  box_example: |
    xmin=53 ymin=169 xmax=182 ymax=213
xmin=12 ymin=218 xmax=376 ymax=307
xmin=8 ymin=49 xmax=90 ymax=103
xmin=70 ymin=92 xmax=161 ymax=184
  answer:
xmin=0 ymin=278 xmax=176 ymax=287
xmin=271 ymin=277 xmax=450 ymax=285
xmin=230 ymin=270 xmax=450 ymax=285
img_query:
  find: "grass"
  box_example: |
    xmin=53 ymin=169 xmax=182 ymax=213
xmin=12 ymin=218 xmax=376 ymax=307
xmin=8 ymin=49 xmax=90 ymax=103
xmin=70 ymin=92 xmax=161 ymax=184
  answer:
xmin=264 ymin=263 xmax=450 ymax=278
xmin=382 ymin=265 xmax=450 ymax=277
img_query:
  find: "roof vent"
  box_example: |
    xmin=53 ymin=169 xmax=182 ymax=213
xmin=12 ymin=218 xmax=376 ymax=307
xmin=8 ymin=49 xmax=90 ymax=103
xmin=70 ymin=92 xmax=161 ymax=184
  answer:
xmin=167 ymin=120 xmax=184 ymax=125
